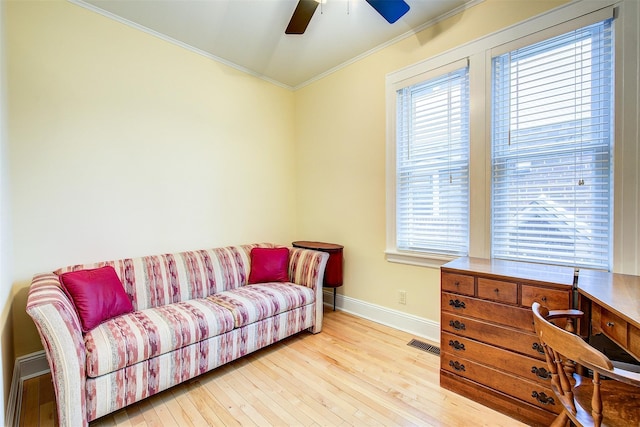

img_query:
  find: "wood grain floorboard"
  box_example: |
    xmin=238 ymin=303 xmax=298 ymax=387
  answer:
xmin=19 ymin=308 xmax=527 ymax=426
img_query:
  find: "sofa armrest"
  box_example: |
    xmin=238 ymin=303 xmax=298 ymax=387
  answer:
xmin=26 ymin=273 xmax=88 ymax=427
xmin=288 ymin=248 xmax=329 ymax=334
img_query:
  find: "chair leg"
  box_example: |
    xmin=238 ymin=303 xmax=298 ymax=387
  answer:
xmin=550 ymin=412 xmax=570 ymax=427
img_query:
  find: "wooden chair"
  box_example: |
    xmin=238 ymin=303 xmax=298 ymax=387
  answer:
xmin=531 ymin=302 xmax=640 ymax=427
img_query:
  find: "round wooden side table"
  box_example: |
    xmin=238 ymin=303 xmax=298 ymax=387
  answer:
xmin=292 ymin=241 xmax=343 ymax=311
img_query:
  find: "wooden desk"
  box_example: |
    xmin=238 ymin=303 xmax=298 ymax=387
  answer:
xmin=577 ymin=269 xmax=640 ymax=362
xmin=440 ymin=257 xmax=575 ymax=426
xmin=440 ymin=258 xmax=640 ymax=426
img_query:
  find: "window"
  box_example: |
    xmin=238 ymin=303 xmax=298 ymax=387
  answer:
xmin=386 ymin=1 xmax=639 ymax=271
xmin=393 ymin=62 xmax=470 ymax=258
xmin=491 ymin=19 xmax=613 ymax=270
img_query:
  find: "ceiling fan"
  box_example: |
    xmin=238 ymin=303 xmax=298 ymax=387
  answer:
xmin=285 ymin=0 xmax=411 ymax=35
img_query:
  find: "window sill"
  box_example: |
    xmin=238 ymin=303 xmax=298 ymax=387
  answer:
xmin=385 ymin=250 xmax=458 ymax=269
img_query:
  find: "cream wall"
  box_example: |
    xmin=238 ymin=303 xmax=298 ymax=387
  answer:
xmin=1 ymin=0 xmax=13 ymax=415
xmin=6 ymin=0 xmax=297 ymax=358
xmin=4 ymin=0 xmax=636 ymax=417
xmin=2 ymin=0 xmax=601 ymax=364
xmin=294 ymin=0 xmax=570 ymax=324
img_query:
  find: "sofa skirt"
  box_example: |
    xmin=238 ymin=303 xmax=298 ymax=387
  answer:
xmin=86 ymin=303 xmax=315 ymax=421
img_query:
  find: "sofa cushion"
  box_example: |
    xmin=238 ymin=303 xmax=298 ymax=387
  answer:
xmin=248 ymin=247 xmax=290 ymax=284
xmin=55 ymin=244 xmax=270 ymax=312
xmin=84 ymin=298 xmax=235 ymax=377
xmin=208 ymin=282 xmax=315 ymax=328
xmin=59 ymin=266 xmax=134 ymax=332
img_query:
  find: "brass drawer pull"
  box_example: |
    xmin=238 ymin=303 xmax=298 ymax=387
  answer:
xmin=449 ymin=320 xmax=466 ymax=331
xmin=449 ymin=360 xmax=465 ymax=372
xmin=531 ymin=391 xmax=555 ymax=406
xmin=449 ymin=299 xmax=466 ymax=309
xmin=532 ymin=342 xmax=545 ymax=355
xmin=606 ymin=321 xmax=615 ymax=327
xmin=531 ymin=366 xmax=551 ymax=379
xmin=448 ymin=340 xmax=466 ymax=351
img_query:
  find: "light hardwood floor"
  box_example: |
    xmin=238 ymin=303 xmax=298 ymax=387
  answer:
xmin=20 ymin=308 xmax=526 ymax=426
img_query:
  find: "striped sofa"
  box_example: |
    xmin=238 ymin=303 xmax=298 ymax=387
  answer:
xmin=26 ymin=243 xmax=329 ymax=426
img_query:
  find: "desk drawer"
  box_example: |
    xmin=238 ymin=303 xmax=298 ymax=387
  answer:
xmin=477 ymin=278 xmax=518 ymax=304
xmin=442 ymin=273 xmax=475 ymax=296
xmin=629 ymin=325 xmax=640 ymax=361
xmin=521 ymin=285 xmax=570 ymax=310
xmin=442 ymin=292 xmax=534 ymax=332
xmin=441 ymin=312 xmax=545 ymax=360
xmin=442 ymin=331 xmax=552 ymax=386
xmin=601 ymin=308 xmax=628 ymax=348
xmin=441 ymin=353 xmax=561 ymax=414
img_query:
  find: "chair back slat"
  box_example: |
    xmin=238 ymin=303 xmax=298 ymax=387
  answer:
xmin=532 ymin=304 xmax=613 ymax=371
xmin=531 ymin=302 xmax=640 ymax=427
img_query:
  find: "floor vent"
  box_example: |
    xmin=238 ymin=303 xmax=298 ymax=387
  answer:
xmin=407 ymin=339 xmax=440 ymax=356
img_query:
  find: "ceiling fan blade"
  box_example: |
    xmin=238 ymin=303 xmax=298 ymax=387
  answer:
xmin=365 ymin=0 xmax=410 ymax=24
xmin=285 ymin=0 xmax=319 ymax=35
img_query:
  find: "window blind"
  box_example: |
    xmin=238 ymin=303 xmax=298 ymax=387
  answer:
xmin=396 ymin=65 xmax=470 ymax=256
xmin=491 ymin=19 xmax=613 ymax=269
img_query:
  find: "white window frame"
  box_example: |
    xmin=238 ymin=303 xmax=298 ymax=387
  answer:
xmin=386 ymin=0 xmax=640 ymax=274
xmin=490 ymin=18 xmax=614 ymax=270
xmin=390 ymin=59 xmax=471 ymax=265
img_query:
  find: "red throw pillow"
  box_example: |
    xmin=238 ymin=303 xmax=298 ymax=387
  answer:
xmin=248 ymin=247 xmax=290 ymax=284
xmin=59 ymin=265 xmax=134 ymax=332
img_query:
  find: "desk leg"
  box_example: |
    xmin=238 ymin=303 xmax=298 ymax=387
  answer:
xmin=333 ymin=288 xmax=336 ymax=311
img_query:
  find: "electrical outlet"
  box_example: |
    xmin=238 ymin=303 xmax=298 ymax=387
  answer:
xmin=399 ymin=290 xmax=407 ymax=305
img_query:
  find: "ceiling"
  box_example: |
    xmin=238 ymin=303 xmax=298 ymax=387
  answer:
xmin=74 ymin=0 xmax=477 ymax=89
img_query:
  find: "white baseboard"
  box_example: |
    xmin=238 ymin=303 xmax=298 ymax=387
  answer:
xmin=323 ymin=290 xmax=440 ymax=345
xmin=6 ymin=350 xmax=50 ymax=427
